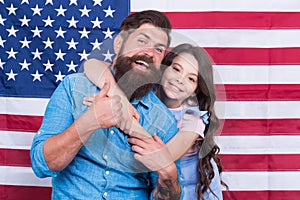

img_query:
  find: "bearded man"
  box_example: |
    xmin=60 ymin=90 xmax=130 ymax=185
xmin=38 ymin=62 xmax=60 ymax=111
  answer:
xmin=30 ymin=10 xmax=182 ymax=200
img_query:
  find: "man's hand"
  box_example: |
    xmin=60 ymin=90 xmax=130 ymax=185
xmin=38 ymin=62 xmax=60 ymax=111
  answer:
xmin=86 ymin=81 xmax=123 ymax=129
xmin=83 ymin=83 xmax=140 ymax=133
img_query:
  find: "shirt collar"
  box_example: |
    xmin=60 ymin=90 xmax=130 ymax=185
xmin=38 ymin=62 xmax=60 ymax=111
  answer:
xmin=130 ymin=91 xmax=155 ymax=109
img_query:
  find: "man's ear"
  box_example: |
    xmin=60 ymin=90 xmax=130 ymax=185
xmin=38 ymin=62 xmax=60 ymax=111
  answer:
xmin=113 ymin=34 xmax=123 ymax=54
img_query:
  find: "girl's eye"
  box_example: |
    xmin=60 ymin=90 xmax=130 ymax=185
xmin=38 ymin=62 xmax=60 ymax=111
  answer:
xmin=188 ymin=77 xmax=196 ymax=83
xmin=172 ymin=66 xmax=180 ymax=72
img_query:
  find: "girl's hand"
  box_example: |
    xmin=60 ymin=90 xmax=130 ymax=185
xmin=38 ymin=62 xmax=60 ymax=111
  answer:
xmin=128 ymin=133 xmax=174 ymax=171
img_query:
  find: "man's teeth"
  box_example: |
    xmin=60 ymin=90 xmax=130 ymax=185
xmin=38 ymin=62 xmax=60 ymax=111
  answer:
xmin=135 ymin=60 xmax=149 ymax=68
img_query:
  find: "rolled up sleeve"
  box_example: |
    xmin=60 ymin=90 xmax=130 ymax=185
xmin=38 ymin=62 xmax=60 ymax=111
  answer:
xmin=30 ymin=76 xmax=75 ymax=178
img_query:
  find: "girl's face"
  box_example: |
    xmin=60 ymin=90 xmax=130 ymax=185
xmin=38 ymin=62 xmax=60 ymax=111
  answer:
xmin=161 ymin=52 xmax=198 ymax=107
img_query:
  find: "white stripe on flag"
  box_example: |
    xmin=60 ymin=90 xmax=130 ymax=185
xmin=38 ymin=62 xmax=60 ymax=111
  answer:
xmin=216 ymin=101 xmax=300 ymax=119
xmin=2 ymin=166 xmax=300 ymax=191
xmin=0 ymin=97 xmax=49 ymax=116
xmin=131 ymin=0 xmax=300 ymax=12
xmin=0 ymin=131 xmax=35 ymax=150
xmin=223 ymin=171 xmax=300 ymax=191
xmin=216 ymin=136 xmax=300 ymax=154
xmin=213 ymin=65 xmax=300 ymax=84
xmin=2 ymin=98 xmax=299 ymax=119
xmin=170 ymin=29 xmax=300 ymax=47
xmin=0 ymin=166 xmax=51 ymax=187
xmin=2 ymin=130 xmax=300 ymax=155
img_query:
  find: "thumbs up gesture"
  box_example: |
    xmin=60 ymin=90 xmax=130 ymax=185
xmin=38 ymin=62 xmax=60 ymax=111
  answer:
xmin=87 ymin=81 xmax=123 ymax=129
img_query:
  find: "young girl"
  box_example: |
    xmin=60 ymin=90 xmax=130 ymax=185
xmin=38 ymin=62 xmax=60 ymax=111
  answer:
xmin=83 ymin=43 xmax=227 ymax=200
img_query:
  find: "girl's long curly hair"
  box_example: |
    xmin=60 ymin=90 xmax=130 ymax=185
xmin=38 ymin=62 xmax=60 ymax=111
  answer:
xmin=161 ymin=43 xmax=229 ymax=200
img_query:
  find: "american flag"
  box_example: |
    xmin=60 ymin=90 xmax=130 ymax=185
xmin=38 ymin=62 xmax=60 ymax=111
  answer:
xmin=1 ymin=0 xmax=300 ymax=199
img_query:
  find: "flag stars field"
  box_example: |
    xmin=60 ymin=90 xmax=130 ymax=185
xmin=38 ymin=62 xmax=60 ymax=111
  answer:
xmin=0 ymin=1 xmax=121 ymax=85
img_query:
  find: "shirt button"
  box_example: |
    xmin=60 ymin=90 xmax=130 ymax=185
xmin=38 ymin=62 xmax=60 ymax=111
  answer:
xmin=103 ymin=155 xmax=108 ymax=160
xmin=103 ymin=192 xmax=108 ymax=197
xmin=110 ymin=130 xmax=114 ymax=135
xmin=105 ymin=170 xmax=110 ymax=175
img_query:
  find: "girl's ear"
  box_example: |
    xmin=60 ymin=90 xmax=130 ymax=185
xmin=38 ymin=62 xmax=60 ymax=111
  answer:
xmin=113 ymin=34 xmax=123 ymax=54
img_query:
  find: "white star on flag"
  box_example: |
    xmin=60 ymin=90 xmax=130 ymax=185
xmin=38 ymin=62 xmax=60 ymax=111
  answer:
xmin=55 ymin=49 xmax=66 ymax=61
xmin=79 ymin=27 xmax=90 ymax=39
xmin=102 ymin=49 xmax=114 ymax=62
xmin=67 ymin=16 xmax=79 ymax=28
xmin=43 ymin=37 xmax=54 ymax=49
xmin=6 ymin=69 xmax=18 ymax=81
xmin=20 ymin=37 xmax=31 ymax=48
xmin=55 ymin=27 xmax=66 ymax=38
xmin=93 ymin=0 xmax=103 ymax=6
xmin=103 ymin=28 xmax=114 ymax=39
xmin=67 ymin=38 xmax=78 ymax=50
xmin=55 ymin=71 xmax=65 ymax=82
xmin=7 ymin=26 xmax=18 ymax=37
xmin=6 ymin=4 xmax=18 ymax=15
xmin=43 ymin=16 xmax=55 ymax=27
xmin=80 ymin=5 xmax=91 ymax=17
xmin=55 ymin=5 xmax=66 ymax=16
xmin=67 ymin=61 xmax=78 ymax=72
xmin=19 ymin=59 xmax=31 ymax=71
xmin=91 ymin=39 xmax=102 ymax=50
xmin=0 ymin=36 xmax=6 ymax=47
xmin=91 ymin=17 xmax=103 ymax=28
xmin=19 ymin=15 xmax=31 ymax=27
xmin=6 ymin=48 xmax=17 ymax=59
xmin=31 ymin=4 xmax=42 ymax=16
xmin=31 ymin=70 xmax=43 ymax=82
xmin=31 ymin=49 xmax=43 ymax=60
xmin=43 ymin=60 xmax=54 ymax=71
xmin=103 ymin=6 xmax=115 ymax=18
xmin=0 ymin=15 xmax=6 ymax=25
xmin=31 ymin=26 xmax=43 ymax=38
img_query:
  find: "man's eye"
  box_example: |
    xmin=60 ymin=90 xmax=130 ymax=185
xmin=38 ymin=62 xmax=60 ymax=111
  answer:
xmin=155 ymin=47 xmax=164 ymax=54
xmin=138 ymin=39 xmax=146 ymax=45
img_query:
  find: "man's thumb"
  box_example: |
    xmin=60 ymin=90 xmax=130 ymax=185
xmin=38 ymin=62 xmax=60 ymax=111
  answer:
xmin=98 ymin=81 xmax=110 ymax=97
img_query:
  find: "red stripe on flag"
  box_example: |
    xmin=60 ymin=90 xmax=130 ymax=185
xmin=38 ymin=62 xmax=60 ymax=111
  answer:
xmin=223 ymin=191 xmax=300 ymax=200
xmin=205 ymin=48 xmax=300 ymax=65
xmin=220 ymin=154 xmax=300 ymax=171
xmin=220 ymin=119 xmax=300 ymax=136
xmin=0 ymin=149 xmax=31 ymax=167
xmin=0 ymin=185 xmax=51 ymax=200
xmin=0 ymin=114 xmax=42 ymax=132
xmin=216 ymin=84 xmax=300 ymax=101
xmin=164 ymin=12 xmax=300 ymax=29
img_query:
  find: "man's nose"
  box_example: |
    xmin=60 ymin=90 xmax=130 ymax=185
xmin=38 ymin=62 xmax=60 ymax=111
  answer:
xmin=142 ymin=47 xmax=154 ymax=58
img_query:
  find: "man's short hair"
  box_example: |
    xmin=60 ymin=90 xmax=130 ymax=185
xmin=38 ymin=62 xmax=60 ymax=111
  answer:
xmin=120 ymin=10 xmax=172 ymax=47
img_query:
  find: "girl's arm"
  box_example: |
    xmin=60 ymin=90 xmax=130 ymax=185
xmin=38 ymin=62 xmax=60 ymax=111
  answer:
xmin=84 ymin=59 xmax=150 ymax=137
xmin=84 ymin=58 xmax=202 ymax=159
xmin=84 ymin=58 xmax=123 ymax=97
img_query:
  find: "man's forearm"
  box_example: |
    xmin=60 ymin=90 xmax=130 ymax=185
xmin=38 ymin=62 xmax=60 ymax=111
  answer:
xmin=44 ymin=111 xmax=98 ymax=171
xmin=152 ymin=163 xmax=182 ymax=200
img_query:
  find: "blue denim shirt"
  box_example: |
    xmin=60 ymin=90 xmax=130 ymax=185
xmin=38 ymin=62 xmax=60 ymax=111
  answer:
xmin=30 ymin=73 xmax=181 ymax=200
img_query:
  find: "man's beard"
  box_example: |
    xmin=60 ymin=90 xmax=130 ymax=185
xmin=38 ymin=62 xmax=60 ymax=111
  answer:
xmin=114 ymin=55 xmax=162 ymax=101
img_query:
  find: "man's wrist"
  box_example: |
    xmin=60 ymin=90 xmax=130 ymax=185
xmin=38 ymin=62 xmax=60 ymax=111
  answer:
xmin=157 ymin=162 xmax=178 ymax=182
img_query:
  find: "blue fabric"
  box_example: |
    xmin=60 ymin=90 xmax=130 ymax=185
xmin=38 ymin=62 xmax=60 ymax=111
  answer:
xmin=171 ymin=106 xmax=209 ymax=125
xmin=180 ymin=154 xmax=223 ymax=200
xmin=30 ymin=73 xmax=181 ymax=200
